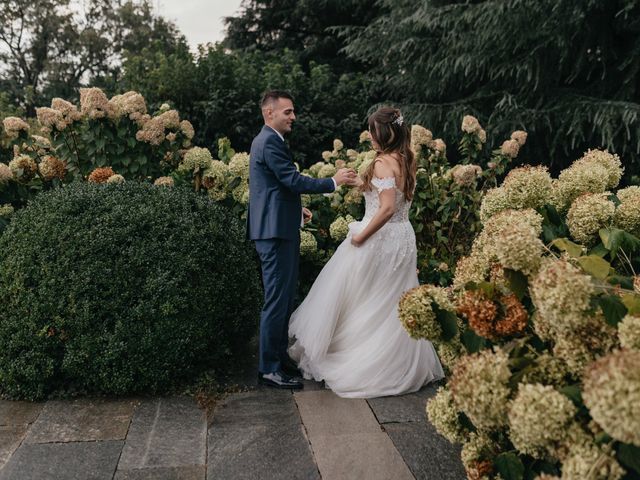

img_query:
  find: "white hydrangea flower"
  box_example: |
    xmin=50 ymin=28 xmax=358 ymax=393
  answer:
xmin=179 ymin=147 xmax=213 ymax=172
xmin=508 ymin=384 xmax=577 ymax=458
xmin=228 ymin=152 xmax=250 ymax=180
xmin=502 ymin=165 xmax=553 ymax=210
xmin=574 ymin=149 xmax=623 ymax=189
xmin=618 ymin=315 xmax=640 ymax=350
xmin=0 ymin=203 xmax=14 ymax=218
xmin=494 ymin=222 xmax=544 ymax=276
xmin=426 ymin=387 xmax=468 ymax=443
xmin=329 ymin=215 xmax=355 ymax=242
xmin=300 ymin=230 xmax=318 ymax=256
xmin=529 ymin=259 xmax=595 ymax=336
xmin=398 ymin=285 xmax=454 ymax=340
xmin=567 ymin=192 xmax=615 ymax=245
xmin=461 ymin=115 xmax=481 ymax=134
xmin=554 ymin=162 xmax=609 ymax=212
xmin=583 ymin=349 xmax=640 ymax=446
xmin=318 ymin=163 xmax=337 ymax=179
xmin=450 ymin=348 xmax=511 ymax=430
xmin=561 ymin=443 xmax=625 ymax=480
xmin=479 ymin=187 xmax=510 ymax=223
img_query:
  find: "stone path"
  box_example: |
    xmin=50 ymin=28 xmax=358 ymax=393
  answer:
xmin=0 ymin=379 xmax=464 ymax=480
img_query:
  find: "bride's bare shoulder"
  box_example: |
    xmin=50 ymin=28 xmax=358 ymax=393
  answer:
xmin=374 ymin=153 xmax=400 ymax=179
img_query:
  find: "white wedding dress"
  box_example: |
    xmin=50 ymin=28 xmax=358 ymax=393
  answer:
xmin=288 ymin=176 xmax=444 ymax=398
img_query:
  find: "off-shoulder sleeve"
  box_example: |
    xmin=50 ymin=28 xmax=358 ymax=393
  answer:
xmin=371 ymin=176 xmax=396 ymax=193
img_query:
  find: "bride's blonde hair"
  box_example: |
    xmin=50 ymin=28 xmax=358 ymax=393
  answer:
xmin=361 ymin=106 xmax=416 ymax=201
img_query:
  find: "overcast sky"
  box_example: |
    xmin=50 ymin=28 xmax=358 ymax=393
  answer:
xmin=155 ymin=0 xmax=245 ymax=50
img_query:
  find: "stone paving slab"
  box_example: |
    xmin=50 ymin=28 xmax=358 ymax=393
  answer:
xmin=368 ymin=384 xmax=439 ymax=424
xmin=208 ymin=423 xmax=319 ymax=480
xmin=0 ymin=426 xmax=28 ymax=470
xmin=310 ymin=432 xmax=414 ymax=480
xmin=295 ymin=390 xmax=413 ymax=480
xmin=207 ymin=390 xmax=318 ymax=480
xmin=293 ymin=390 xmax=381 ymax=436
xmin=211 ymin=389 xmax=299 ymax=428
xmin=384 ymin=422 xmax=465 ymax=480
xmin=0 ymin=440 xmax=123 ymax=480
xmin=117 ymin=397 xmax=206 ymax=471
xmin=0 ymin=401 xmax=43 ymax=426
xmin=114 ymin=465 xmax=206 ymax=480
xmin=24 ymin=398 xmax=138 ymax=444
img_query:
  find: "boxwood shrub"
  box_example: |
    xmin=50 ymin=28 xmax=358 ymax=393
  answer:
xmin=0 ymin=182 xmax=261 ymax=399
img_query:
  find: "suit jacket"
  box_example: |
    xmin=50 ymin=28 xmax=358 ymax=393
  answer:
xmin=247 ymin=126 xmax=335 ymax=240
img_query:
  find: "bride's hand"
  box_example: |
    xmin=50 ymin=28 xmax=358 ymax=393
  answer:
xmin=351 ymin=234 xmax=364 ymax=247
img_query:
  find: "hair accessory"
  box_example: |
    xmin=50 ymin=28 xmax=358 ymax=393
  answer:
xmin=392 ymin=114 xmax=404 ymax=126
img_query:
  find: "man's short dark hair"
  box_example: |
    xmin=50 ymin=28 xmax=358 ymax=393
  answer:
xmin=261 ymin=90 xmax=294 ymax=108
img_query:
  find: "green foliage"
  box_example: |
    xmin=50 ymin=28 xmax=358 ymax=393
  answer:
xmin=0 ymin=90 xmax=195 ymax=215
xmin=0 ymin=182 xmax=261 ymax=400
xmin=122 ymin=46 xmax=375 ymax=167
xmin=341 ymin=0 xmax=640 ymax=175
xmin=0 ymin=0 xmax=187 ymax=112
xmin=223 ymin=0 xmax=385 ymax=73
xmin=410 ymin=125 xmax=514 ymax=284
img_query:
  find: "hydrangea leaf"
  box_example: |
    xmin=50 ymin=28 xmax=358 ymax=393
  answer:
xmin=621 ymin=293 xmax=640 ymax=315
xmin=495 ymin=452 xmax=524 ymax=480
xmin=598 ymin=295 xmax=628 ymax=326
xmin=577 ymin=255 xmax=612 ymax=280
xmin=434 ymin=304 xmax=458 ymax=341
xmin=618 ymin=444 xmax=640 ymax=475
xmin=559 ymin=384 xmax=584 ymax=407
xmin=551 ymin=237 xmax=584 ymax=258
xmin=504 ymin=268 xmax=528 ymax=300
xmin=461 ymin=327 xmax=486 ymax=353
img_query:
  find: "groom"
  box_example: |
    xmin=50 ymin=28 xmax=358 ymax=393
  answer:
xmin=248 ymin=90 xmax=357 ymax=389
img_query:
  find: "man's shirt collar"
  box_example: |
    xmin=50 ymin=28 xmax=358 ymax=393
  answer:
xmin=266 ymin=125 xmax=285 ymax=142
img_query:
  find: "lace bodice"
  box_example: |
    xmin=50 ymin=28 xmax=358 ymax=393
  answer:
xmin=362 ymin=177 xmax=411 ymax=223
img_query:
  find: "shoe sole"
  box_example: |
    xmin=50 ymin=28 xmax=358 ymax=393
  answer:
xmin=258 ymin=378 xmax=304 ymax=390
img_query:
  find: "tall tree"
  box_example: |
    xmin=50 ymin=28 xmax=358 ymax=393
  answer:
xmin=223 ymin=0 xmax=385 ymax=73
xmin=341 ymin=0 xmax=640 ymax=175
xmin=0 ymin=0 xmax=186 ymax=113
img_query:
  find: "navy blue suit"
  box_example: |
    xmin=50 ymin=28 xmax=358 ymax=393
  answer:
xmin=248 ymin=125 xmax=335 ymax=374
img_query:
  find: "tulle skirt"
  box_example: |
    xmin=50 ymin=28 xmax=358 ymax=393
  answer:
xmin=288 ymin=220 xmax=444 ymax=398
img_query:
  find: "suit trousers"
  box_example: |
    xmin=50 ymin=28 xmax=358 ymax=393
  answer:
xmin=254 ymin=236 xmax=300 ymax=374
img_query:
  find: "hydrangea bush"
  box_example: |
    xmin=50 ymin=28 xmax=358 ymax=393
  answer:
xmin=400 ymin=150 xmax=640 ymax=479
xmin=0 ymin=88 xmax=194 ymax=219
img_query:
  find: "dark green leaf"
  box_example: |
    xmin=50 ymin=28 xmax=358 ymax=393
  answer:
xmin=495 ymin=452 xmax=525 ymax=480
xmin=229 ymin=176 xmax=241 ymax=189
xmin=600 ymin=228 xmax=640 ymax=258
xmin=504 ymin=268 xmax=528 ymax=300
xmin=617 ymin=444 xmax=640 ymax=474
xmin=433 ymin=303 xmax=458 ymax=341
xmin=598 ymin=295 xmax=628 ymax=327
xmin=588 ymin=243 xmax=609 ymax=258
xmin=461 ymin=328 xmax=486 ymax=353
xmin=559 ymin=384 xmax=583 ymax=406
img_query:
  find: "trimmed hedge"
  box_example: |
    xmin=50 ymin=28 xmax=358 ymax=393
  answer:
xmin=0 ymin=182 xmax=261 ymax=400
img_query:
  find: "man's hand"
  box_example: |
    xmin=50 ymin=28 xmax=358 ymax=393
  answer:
xmin=333 ymin=168 xmax=358 ymax=186
xmin=302 ymin=207 xmax=313 ymax=224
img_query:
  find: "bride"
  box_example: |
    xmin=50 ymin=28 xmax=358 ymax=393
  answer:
xmin=288 ymin=106 xmax=444 ymax=398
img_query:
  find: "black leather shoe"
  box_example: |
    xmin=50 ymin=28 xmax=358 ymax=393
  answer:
xmin=281 ymin=356 xmax=302 ymax=378
xmin=258 ymin=371 xmax=304 ymax=390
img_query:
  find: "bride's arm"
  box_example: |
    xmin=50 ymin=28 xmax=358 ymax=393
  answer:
xmin=351 ymin=163 xmax=397 ymax=247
